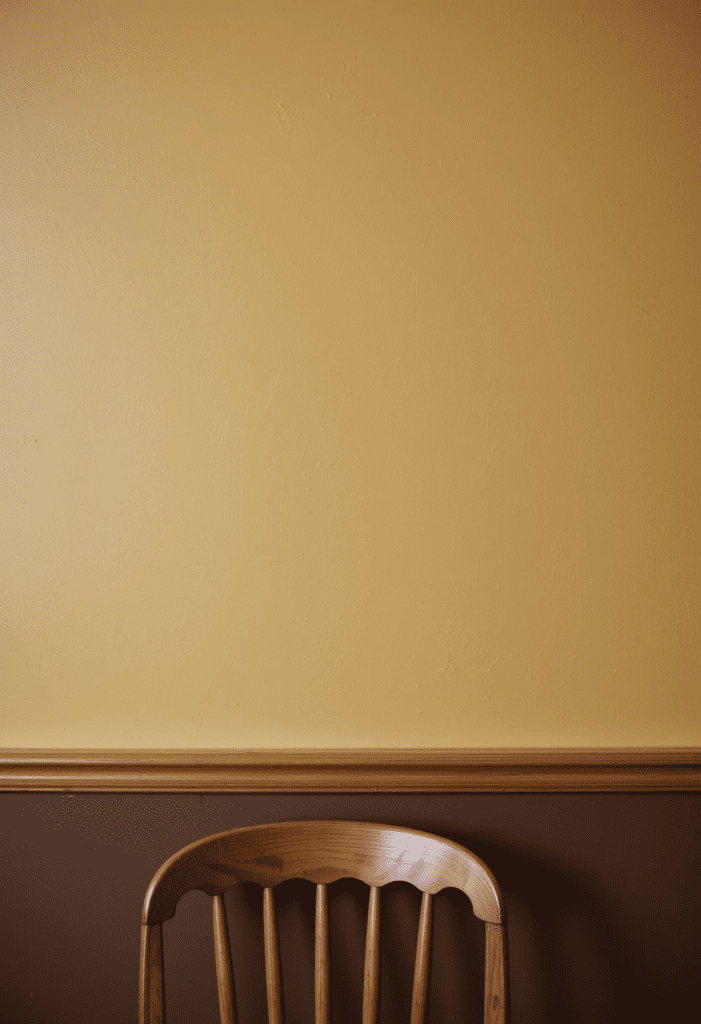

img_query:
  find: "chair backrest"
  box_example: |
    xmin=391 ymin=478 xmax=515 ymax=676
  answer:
xmin=139 ymin=820 xmax=506 ymax=1024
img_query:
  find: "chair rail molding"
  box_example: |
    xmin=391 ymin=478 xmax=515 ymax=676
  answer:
xmin=0 ymin=748 xmax=699 ymax=792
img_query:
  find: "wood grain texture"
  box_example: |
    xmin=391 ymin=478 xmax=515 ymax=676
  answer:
xmin=484 ymin=922 xmax=506 ymax=1024
xmin=141 ymin=820 xmax=503 ymax=926
xmin=1 ymin=748 xmax=699 ymax=791
xmin=263 ymin=887 xmax=283 ymax=1024
xmin=139 ymin=820 xmax=507 ymax=1024
xmin=410 ymin=891 xmax=433 ymax=1024
xmin=139 ymin=922 xmax=165 ymax=1024
xmin=362 ymin=886 xmax=381 ymax=1024
xmin=212 ymin=894 xmax=238 ymax=1024
xmin=315 ymin=883 xmax=330 ymax=1024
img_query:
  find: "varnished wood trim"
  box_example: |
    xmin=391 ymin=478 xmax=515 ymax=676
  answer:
xmin=0 ymin=748 xmax=699 ymax=791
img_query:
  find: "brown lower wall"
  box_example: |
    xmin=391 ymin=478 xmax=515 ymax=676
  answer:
xmin=1 ymin=791 xmax=699 ymax=1023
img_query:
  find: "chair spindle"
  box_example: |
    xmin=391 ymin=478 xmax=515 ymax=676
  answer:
xmin=212 ymin=894 xmax=238 ymax=1024
xmin=484 ymin=922 xmax=506 ymax=1024
xmin=263 ymin=887 xmax=283 ymax=1024
xmin=362 ymin=885 xmax=381 ymax=1024
xmin=409 ymin=891 xmax=433 ymax=1024
xmin=139 ymin=921 xmax=166 ymax=1024
xmin=315 ymin=882 xmax=330 ymax=1024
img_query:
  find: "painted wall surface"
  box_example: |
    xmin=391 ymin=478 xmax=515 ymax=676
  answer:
xmin=3 ymin=792 xmax=700 ymax=1023
xmin=1 ymin=0 xmax=699 ymax=748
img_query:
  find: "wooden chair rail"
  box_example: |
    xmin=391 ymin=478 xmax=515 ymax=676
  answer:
xmin=0 ymin=748 xmax=699 ymax=791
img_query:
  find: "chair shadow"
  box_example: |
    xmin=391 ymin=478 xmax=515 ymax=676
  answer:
xmin=459 ymin=837 xmax=636 ymax=1024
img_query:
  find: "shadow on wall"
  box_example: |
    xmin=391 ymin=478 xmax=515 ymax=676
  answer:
xmin=481 ymin=838 xmax=699 ymax=1024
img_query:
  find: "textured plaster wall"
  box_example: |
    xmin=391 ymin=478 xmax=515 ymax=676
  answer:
xmin=1 ymin=1 xmax=700 ymax=747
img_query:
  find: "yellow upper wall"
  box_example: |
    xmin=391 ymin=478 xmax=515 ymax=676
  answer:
xmin=1 ymin=0 xmax=699 ymax=747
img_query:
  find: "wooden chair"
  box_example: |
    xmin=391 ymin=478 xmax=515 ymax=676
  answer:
xmin=139 ymin=820 xmax=506 ymax=1024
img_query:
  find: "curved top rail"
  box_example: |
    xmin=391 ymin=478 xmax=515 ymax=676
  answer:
xmin=142 ymin=819 xmax=503 ymax=925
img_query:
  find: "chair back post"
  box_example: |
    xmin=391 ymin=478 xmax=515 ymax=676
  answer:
xmin=139 ymin=922 xmax=165 ymax=1024
xmin=484 ymin=921 xmax=506 ymax=1024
